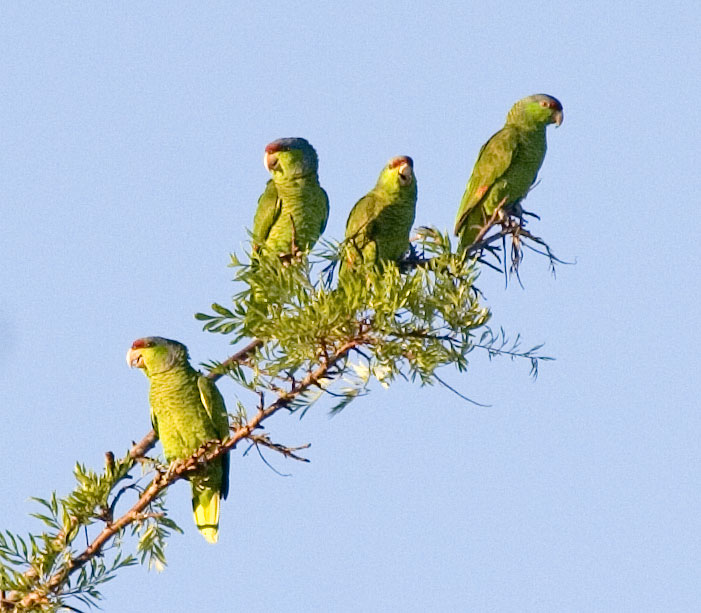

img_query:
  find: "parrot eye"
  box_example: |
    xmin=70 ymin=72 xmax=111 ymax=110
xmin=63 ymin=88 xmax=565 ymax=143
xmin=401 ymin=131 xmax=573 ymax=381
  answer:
xmin=540 ymin=100 xmax=549 ymax=108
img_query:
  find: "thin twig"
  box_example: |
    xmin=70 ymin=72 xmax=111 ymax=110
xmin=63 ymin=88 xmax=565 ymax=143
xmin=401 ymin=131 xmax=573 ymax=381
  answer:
xmin=247 ymin=435 xmax=311 ymax=463
xmin=207 ymin=338 xmax=264 ymax=382
xmin=433 ymin=373 xmax=492 ymax=407
xmin=249 ymin=443 xmax=293 ymax=477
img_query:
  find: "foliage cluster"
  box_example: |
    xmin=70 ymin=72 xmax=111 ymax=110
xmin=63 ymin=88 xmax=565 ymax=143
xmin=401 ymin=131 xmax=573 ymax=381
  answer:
xmin=1 ymin=230 xmax=551 ymax=611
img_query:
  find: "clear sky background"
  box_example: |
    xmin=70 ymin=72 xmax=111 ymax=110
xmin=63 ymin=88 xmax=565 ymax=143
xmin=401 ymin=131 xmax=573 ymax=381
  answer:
xmin=1 ymin=2 xmax=699 ymax=611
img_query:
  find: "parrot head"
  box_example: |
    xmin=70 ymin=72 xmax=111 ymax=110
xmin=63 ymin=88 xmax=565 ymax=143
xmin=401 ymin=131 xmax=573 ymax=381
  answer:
xmin=264 ymin=137 xmax=319 ymax=180
xmin=378 ymin=155 xmax=416 ymax=191
xmin=509 ymin=94 xmax=563 ymax=127
xmin=127 ymin=337 xmax=189 ymax=376
xmin=389 ymin=156 xmax=415 ymax=186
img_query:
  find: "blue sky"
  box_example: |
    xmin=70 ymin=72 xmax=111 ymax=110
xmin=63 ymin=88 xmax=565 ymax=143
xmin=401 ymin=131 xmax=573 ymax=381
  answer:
xmin=1 ymin=2 xmax=699 ymax=611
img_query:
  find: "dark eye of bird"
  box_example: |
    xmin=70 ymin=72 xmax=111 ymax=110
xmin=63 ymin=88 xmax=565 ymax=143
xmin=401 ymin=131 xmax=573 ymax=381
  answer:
xmin=540 ymin=100 xmax=549 ymax=107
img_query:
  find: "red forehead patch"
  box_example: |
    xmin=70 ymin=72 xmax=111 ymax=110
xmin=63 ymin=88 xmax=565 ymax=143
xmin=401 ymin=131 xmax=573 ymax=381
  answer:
xmin=265 ymin=142 xmax=282 ymax=154
xmin=389 ymin=156 xmax=413 ymax=168
xmin=131 ymin=338 xmax=148 ymax=349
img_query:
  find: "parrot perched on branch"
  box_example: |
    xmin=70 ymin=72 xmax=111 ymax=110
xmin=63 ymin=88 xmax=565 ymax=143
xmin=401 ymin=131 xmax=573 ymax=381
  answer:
xmin=342 ymin=155 xmax=417 ymax=271
xmin=127 ymin=337 xmax=229 ymax=544
xmin=454 ymin=94 xmax=563 ymax=252
xmin=252 ymin=137 xmax=329 ymax=256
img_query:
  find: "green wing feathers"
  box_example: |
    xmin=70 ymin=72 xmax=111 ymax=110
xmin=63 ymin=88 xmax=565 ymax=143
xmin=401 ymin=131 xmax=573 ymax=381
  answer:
xmin=252 ymin=179 xmax=282 ymax=248
xmin=197 ymin=376 xmax=229 ymax=442
xmin=343 ymin=194 xmax=379 ymax=267
xmin=319 ymin=188 xmax=330 ymax=236
xmin=197 ymin=375 xmax=230 ymax=500
xmin=459 ymin=129 xmax=518 ymax=216
xmin=454 ymin=128 xmax=519 ymax=250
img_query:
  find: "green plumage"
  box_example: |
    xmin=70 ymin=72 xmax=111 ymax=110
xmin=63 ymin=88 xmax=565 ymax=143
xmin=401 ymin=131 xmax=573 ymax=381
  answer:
xmin=128 ymin=337 xmax=229 ymax=544
xmin=455 ymin=94 xmax=563 ymax=251
xmin=342 ymin=156 xmax=417 ymax=271
xmin=253 ymin=137 xmax=329 ymax=255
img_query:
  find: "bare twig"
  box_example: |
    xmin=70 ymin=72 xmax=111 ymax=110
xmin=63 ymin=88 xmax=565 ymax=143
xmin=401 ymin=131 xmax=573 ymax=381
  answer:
xmin=247 ymin=443 xmax=293 ymax=477
xmin=247 ymin=434 xmax=311 ymax=463
xmin=207 ymin=338 xmax=264 ymax=382
xmin=433 ymin=373 xmax=492 ymax=407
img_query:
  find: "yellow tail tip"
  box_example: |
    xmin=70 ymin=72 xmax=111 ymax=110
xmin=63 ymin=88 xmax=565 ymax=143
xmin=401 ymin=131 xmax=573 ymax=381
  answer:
xmin=193 ymin=490 xmax=220 ymax=544
xmin=200 ymin=527 xmax=218 ymax=544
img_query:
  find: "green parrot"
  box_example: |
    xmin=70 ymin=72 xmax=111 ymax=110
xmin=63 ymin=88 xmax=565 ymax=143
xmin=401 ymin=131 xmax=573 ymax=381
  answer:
xmin=342 ymin=155 xmax=417 ymax=271
xmin=127 ymin=337 xmax=229 ymax=544
xmin=252 ymin=137 xmax=329 ymax=255
xmin=454 ymin=94 xmax=563 ymax=251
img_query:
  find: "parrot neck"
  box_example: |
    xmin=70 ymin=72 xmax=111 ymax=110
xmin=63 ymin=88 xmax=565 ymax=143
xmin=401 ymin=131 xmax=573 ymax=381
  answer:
xmin=147 ymin=362 xmax=197 ymax=383
xmin=375 ymin=175 xmax=411 ymax=198
xmin=274 ymin=172 xmax=318 ymax=195
xmin=518 ymin=125 xmax=547 ymax=149
xmin=376 ymin=181 xmax=399 ymax=197
xmin=506 ymin=110 xmax=549 ymax=132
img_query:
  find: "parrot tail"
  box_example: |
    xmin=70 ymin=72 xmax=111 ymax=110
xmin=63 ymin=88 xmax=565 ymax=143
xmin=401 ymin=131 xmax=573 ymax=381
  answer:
xmin=192 ymin=483 xmax=220 ymax=544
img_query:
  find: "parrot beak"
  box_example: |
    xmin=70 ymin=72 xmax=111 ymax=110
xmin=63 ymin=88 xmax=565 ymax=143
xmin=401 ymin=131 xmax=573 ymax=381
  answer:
xmin=126 ymin=347 xmax=144 ymax=369
xmin=398 ymin=162 xmax=413 ymax=185
xmin=553 ymin=109 xmax=563 ymax=127
xmin=264 ymin=151 xmax=278 ymax=172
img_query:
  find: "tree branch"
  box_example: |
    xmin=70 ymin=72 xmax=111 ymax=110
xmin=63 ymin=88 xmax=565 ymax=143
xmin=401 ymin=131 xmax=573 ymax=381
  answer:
xmin=14 ymin=337 xmax=362 ymax=611
xmin=207 ymin=338 xmax=263 ymax=382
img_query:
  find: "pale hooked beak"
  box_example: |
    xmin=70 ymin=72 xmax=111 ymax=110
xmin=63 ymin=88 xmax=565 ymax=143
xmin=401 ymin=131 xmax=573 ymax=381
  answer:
xmin=398 ymin=162 xmax=412 ymax=185
xmin=553 ymin=109 xmax=563 ymax=127
xmin=126 ymin=348 xmax=143 ymax=369
xmin=264 ymin=151 xmax=278 ymax=172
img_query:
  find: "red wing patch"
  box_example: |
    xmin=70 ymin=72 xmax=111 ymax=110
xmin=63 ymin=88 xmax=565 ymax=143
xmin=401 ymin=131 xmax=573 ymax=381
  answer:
xmin=475 ymin=185 xmax=489 ymax=200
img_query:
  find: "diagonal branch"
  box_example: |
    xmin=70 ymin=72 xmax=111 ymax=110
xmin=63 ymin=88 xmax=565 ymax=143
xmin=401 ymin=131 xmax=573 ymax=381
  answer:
xmin=207 ymin=338 xmax=264 ymax=382
xmin=14 ymin=337 xmax=362 ymax=611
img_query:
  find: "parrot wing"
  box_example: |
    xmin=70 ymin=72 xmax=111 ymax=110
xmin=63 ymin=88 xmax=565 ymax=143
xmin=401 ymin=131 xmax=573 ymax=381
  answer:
xmin=150 ymin=405 xmax=159 ymax=437
xmin=454 ymin=126 xmax=519 ymax=234
xmin=197 ymin=375 xmax=230 ymax=500
xmin=345 ymin=193 xmax=377 ymax=242
xmin=343 ymin=193 xmax=378 ymax=265
xmin=252 ymin=179 xmax=282 ymax=245
xmin=319 ymin=188 xmax=330 ymax=236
